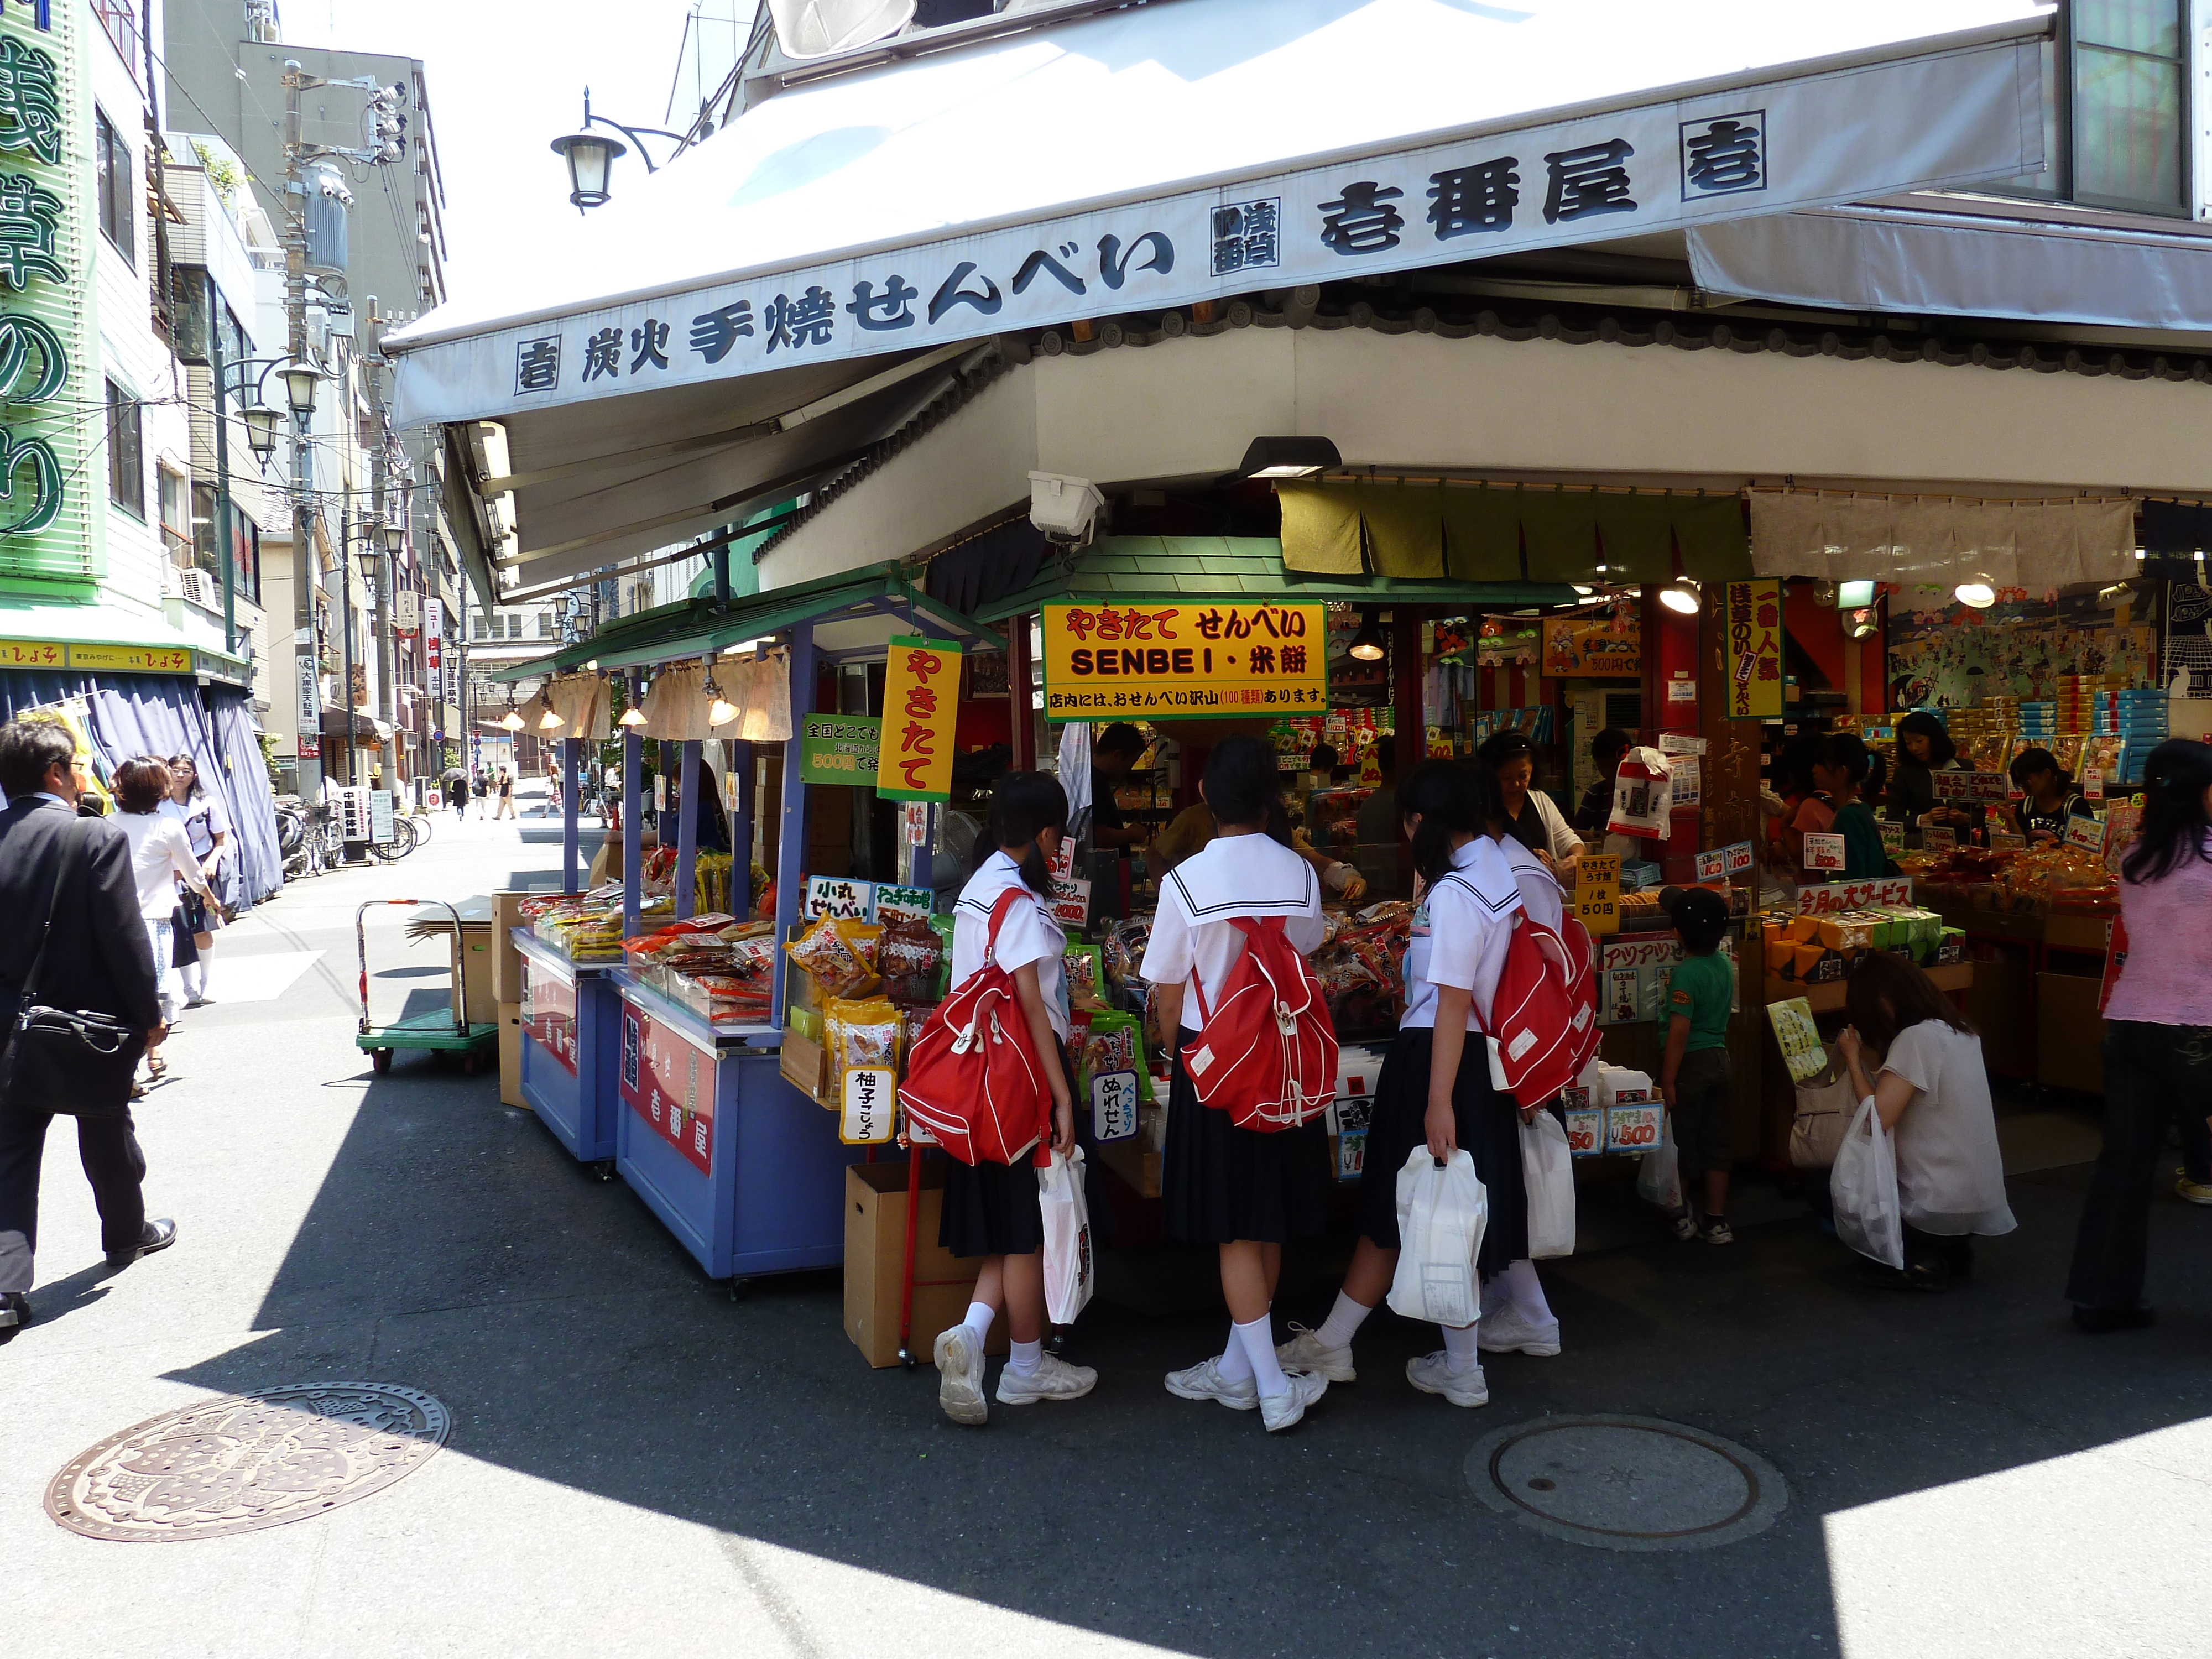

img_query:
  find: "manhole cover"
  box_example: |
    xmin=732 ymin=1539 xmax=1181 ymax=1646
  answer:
xmin=46 ymin=1383 xmax=450 ymax=1542
xmin=1465 ymin=1414 xmax=1786 ymax=1552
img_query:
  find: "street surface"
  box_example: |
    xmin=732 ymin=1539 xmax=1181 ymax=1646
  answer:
xmin=4 ymin=781 xmax=2210 ymax=1658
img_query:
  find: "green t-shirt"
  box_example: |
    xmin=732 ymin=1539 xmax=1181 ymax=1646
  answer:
xmin=1667 ymin=950 xmax=1733 ymax=1052
xmin=1831 ymin=800 xmax=1888 ymax=879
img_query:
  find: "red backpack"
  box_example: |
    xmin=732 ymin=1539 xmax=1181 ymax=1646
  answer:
xmin=898 ymin=889 xmax=1052 ymax=1167
xmin=1478 ymin=909 xmax=1600 ymax=1109
xmin=1181 ymin=917 xmax=1339 ymax=1132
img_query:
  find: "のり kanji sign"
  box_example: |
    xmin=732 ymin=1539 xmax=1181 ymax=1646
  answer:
xmin=1041 ymin=603 xmax=1327 ymax=719
xmin=876 ymin=636 xmax=962 ymax=801
xmin=1724 ymin=578 xmax=1783 ymax=719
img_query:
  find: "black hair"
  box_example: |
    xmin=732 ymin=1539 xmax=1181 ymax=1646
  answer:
xmin=2008 ymin=745 xmax=2069 ymax=792
xmin=0 ymin=718 xmax=74 ymax=799
xmin=1590 ymin=727 xmax=1631 ymax=767
xmin=2122 ymin=738 xmax=2212 ymax=885
xmin=1775 ymin=732 xmax=1825 ymax=796
xmin=1399 ymin=760 xmax=1484 ymax=886
xmin=1309 ymin=743 xmax=1339 ymax=771
xmin=1820 ymin=732 xmax=1875 ymax=790
xmin=1202 ymin=733 xmax=1291 ymax=847
xmin=1477 ymin=728 xmax=1535 ymax=769
xmin=1662 ymin=886 xmax=1731 ymax=955
xmin=985 ymin=770 xmax=1069 ymax=898
xmin=1373 ymin=734 xmax=1395 ymax=774
xmin=1846 ymin=951 xmax=1972 ymax=1049
xmin=1895 ymin=711 xmax=1956 ymax=768
xmin=1095 ymin=722 xmax=1146 ymax=758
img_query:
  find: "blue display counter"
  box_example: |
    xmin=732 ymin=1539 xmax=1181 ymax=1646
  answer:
xmin=514 ymin=928 xmax=623 ymax=1166
xmin=611 ymin=969 xmax=862 ymax=1281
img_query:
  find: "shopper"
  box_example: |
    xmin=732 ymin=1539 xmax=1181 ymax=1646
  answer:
xmin=1573 ymin=727 xmax=1632 ymax=832
xmin=1812 ymin=734 xmax=1887 ymax=878
xmin=0 ymin=719 xmax=174 ymax=1343
xmin=1885 ymin=712 xmax=1966 ymax=841
xmin=1146 ymin=735 xmax=1335 ymax=1431
xmin=1836 ymin=952 xmax=2015 ymax=1291
xmin=446 ymin=766 xmax=468 ymax=818
xmin=1088 ymin=722 xmax=1150 ymax=851
xmin=930 ymin=772 xmax=1097 ymax=1423
xmin=2009 ymin=747 xmax=2096 ymax=844
xmin=1765 ymin=733 xmax=1826 ymax=873
xmin=2067 ymin=738 xmax=2212 ymax=1331
xmin=163 ymin=754 xmax=228 ymax=1006
xmin=1658 ymin=886 xmax=1737 ymax=1244
xmin=494 ymin=768 xmax=517 ymax=820
xmin=114 ymin=759 xmax=216 ymax=1084
xmin=472 ymin=770 xmax=489 ymax=811
xmin=1274 ymin=761 xmax=1527 ymax=1409
xmin=1478 ymin=728 xmax=1582 ymax=882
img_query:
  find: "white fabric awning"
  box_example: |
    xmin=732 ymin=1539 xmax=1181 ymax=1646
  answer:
xmin=392 ymin=0 xmax=2052 ymax=427
xmin=1690 ymin=204 xmax=2212 ymax=332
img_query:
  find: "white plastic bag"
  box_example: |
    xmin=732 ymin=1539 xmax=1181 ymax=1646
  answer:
xmin=1829 ymin=1094 xmax=1905 ymax=1269
xmin=1388 ymin=1148 xmax=1488 ymax=1327
xmin=1635 ymin=1115 xmax=1684 ymax=1211
xmin=1038 ymin=1148 xmax=1094 ymax=1324
xmin=1521 ymin=1113 xmax=1576 ymax=1259
xmin=1606 ymin=747 xmax=1674 ymax=837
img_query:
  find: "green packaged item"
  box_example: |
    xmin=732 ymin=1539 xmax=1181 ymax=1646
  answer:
xmin=930 ymin=913 xmax=956 ymax=1001
xmin=789 ymin=1005 xmax=823 ymax=1044
xmin=1065 ymin=942 xmax=1104 ymax=998
xmin=1074 ymin=1008 xmax=1155 ymax=1105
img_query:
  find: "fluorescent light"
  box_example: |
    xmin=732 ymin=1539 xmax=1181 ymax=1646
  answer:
xmin=1954 ymin=582 xmax=1996 ymax=609
xmin=1838 ymin=580 xmax=1876 ymax=608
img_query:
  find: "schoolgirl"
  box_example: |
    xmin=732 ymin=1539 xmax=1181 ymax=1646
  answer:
xmin=931 ymin=771 xmax=1097 ymax=1425
xmin=1277 ymin=761 xmax=1529 ymax=1407
xmin=1143 ymin=734 xmax=1334 ymax=1432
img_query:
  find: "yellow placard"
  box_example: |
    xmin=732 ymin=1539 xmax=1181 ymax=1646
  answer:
xmin=1575 ymin=853 xmax=1621 ymax=937
xmin=1724 ymin=578 xmax=1783 ymax=720
xmin=875 ymin=635 xmax=962 ymax=802
xmin=1541 ymin=616 xmax=1641 ymax=677
xmin=67 ymin=643 xmax=195 ymax=674
xmin=1041 ymin=602 xmax=1327 ymax=720
xmin=0 ymin=638 xmax=65 ymax=670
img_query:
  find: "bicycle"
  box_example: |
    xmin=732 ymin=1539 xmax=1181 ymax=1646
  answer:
xmin=368 ymin=813 xmax=421 ymax=863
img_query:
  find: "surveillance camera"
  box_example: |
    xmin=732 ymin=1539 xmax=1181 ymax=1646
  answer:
xmin=1029 ymin=471 xmax=1104 ymax=546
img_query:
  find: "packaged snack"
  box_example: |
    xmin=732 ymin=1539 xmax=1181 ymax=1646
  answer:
xmin=785 ymin=918 xmax=883 ymax=999
xmin=825 ymin=997 xmax=902 ymax=1073
xmin=879 ymin=917 xmax=945 ymax=1007
xmin=930 ymin=914 xmax=957 ymax=1001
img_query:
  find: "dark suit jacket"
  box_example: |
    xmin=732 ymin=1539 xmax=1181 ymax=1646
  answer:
xmin=0 ymin=795 xmax=162 ymax=1034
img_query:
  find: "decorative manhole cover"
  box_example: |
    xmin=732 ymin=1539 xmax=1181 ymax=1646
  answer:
xmin=46 ymin=1383 xmax=450 ymax=1542
xmin=1465 ymin=1414 xmax=1786 ymax=1552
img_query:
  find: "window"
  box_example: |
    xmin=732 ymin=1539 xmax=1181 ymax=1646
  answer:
xmin=159 ymin=467 xmax=190 ymax=566
xmin=91 ymin=1 xmax=138 ymax=71
xmin=94 ymin=107 xmax=134 ymax=263
xmin=106 ymin=381 xmax=143 ymax=519
xmin=2000 ymin=1 xmax=2188 ymax=213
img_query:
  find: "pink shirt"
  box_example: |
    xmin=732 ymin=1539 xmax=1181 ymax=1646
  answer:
xmin=2105 ymin=836 xmax=2212 ymax=1027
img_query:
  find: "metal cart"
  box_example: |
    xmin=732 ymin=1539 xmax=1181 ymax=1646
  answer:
xmin=353 ymin=899 xmax=500 ymax=1075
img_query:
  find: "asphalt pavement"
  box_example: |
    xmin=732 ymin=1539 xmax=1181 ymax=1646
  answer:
xmin=4 ymin=782 xmax=2210 ymax=1659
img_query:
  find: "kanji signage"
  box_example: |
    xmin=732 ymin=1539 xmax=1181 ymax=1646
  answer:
xmin=876 ymin=636 xmax=962 ymax=801
xmin=1541 ymin=615 xmax=1641 ymax=677
xmin=1041 ymin=602 xmax=1327 ymax=719
xmin=1724 ymin=578 xmax=1783 ymax=719
xmin=522 ymin=960 xmax=578 ymax=1077
xmin=797 ymin=713 xmax=880 ymax=785
xmin=66 ymin=643 xmax=191 ymax=674
xmin=619 ymin=1001 xmax=714 ymax=1176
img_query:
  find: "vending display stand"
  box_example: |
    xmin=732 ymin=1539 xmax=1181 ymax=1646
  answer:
xmin=513 ymin=927 xmax=624 ymax=1168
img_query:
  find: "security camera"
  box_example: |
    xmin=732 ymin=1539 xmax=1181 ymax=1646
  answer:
xmin=1029 ymin=471 xmax=1104 ymax=546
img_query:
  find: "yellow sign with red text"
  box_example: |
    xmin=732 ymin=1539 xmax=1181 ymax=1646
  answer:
xmin=1724 ymin=578 xmax=1784 ymax=720
xmin=875 ymin=636 xmax=962 ymax=802
xmin=1041 ymin=602 xmax=1328 ymax=719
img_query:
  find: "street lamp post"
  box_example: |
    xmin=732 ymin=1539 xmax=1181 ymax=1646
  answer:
xmin=207 ymin=344 xmax=316 ymax=659
xmin=550 ymin=88 xmax=686 ymax=211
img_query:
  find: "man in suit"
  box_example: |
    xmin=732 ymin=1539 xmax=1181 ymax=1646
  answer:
xmin=0 ymin=719 xmax=174 ymax=1344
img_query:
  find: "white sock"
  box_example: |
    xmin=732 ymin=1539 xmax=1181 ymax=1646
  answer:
xmin=1008 ymin=1338 xmax=1041 ymax=1377
xmin=1236 ymin=1316 xmax=1287 ymax=1396
xmin=1500 ymin=1259 xmax=1556 ymax=1326
xmin=1217 ymin=1321 xmax=1254 ymax=1384
xmin=1441 ymin=1321 xmax=1484 ymax=1376
xmin=1312 ymin=1289 xmax=1374 ymax=1352
xmin=962 ymin=1300 xmax=994 ymax=1343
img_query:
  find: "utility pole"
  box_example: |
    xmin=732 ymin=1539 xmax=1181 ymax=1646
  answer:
xmin=366 ymin=297 xmax=398 ymax=797
xmin=283 ymin=63 xmax=321 ymax=803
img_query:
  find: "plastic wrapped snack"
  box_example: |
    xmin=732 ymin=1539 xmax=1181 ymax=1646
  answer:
xmin=785 ymin=918 xmax=883 ymax=999
xmin=878 ymin=917 xmax=945 ymax=1007
xmin=825 ymin=997 xmax=902 ymax=1074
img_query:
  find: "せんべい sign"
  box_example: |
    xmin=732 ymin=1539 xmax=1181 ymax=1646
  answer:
xmin=1041 ymin=603 xmax=1327 ymax=718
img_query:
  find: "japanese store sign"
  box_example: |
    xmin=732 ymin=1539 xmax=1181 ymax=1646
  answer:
xmin=1794 ymin=877 xmax=1914 ymax=915
xmin=619 ymin=1001 xmax=714 ymax=1176
xmin=1542 ymin=615 xmax=1641 ymax=677
xmin=66 ymin=643 xmax=192 ymax=674
xmin=1041 ymin=603 xmax=1327 ymax=719
xmin=1724 ymin=578 xmax=1783 ymax=719
xmin=1574 ymin=853 xmax=1621 ymax=937
xmin=797 ymin=713 xmax=880 ymax=785
xmin=523 ymin=959 xmax=578 ymax=1078
xmin=875 ymin=636 xmax=962 ymax=801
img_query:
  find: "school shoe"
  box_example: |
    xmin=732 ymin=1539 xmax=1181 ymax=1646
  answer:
xmin=1698 ymin=1215 xmax=1735 ymax=1246
xmin=1669 ymin=1208 xmax=1699 ymax=1242
xmin=1405 ymin=1352 xmax=1490 ymax=1408
xmin=1275 ymin=1324 xmax=1357 ymax=1383
xmin=1258 ymin=1369 xmax=1329 ymax=1432
xmin=1164 ymin=1356 xmax=1259 ymax=1410
xmin=995 ymin=1353 xmax=1098 ymax=1406
xmin=2177 ymin=1175 xmax=2212 ymax=1206
xmin=933 ymin=1324 xmax=988 ymax=1426
xmin=1475 ymin=1310 xmax=1562 ymax=1357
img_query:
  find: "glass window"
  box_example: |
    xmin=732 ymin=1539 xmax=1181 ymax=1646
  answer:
xmin=1995 ymin=1 xmax=2187 ymax=214
xmin=191 ymin=481 xmax=218 ymax=576
xmin=94 ymin=107 xmax=134 ymax=263
xmin=158 ymin=467 xmax=189 ymax=566
xmin=106 ymin=380 xmax=143 ymax=518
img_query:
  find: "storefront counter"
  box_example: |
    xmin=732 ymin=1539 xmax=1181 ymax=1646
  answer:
xmin=514 ymin=928 xmax=623 ymax=1165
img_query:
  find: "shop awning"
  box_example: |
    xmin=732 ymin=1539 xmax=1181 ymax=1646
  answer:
xmin=393 ymin=0 xmax=2051 ymax=593
xmin=319 ymin=707 xmax=390 ymax=743
xmin=1689 ymin=205 xmax=2212 ymax=332
xmin=0 ymin=597 xmax=253 ymax=685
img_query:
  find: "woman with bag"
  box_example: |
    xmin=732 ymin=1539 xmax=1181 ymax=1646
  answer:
xmin=1275 ymin=761 xmax=1528 ymax=1408
xmin=113 ymin=759 xmax=216 ymax=1084
xmin=162 ymin=755 xmax=228 ymax=1006
xmin=1833 ymin=952 xmax=2014 ymax=1291
xmin=930 ymin=773 xmax=1096 ymax=1425
xmin=1145 ymin=736 xmax=1335 ymax=1432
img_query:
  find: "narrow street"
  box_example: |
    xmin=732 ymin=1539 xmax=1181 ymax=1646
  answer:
xmin=0 ymin=788 xmax=2204 ymax=1658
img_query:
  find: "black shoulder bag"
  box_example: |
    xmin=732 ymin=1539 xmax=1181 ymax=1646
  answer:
xmin=0 ymin=818 xmax=147 ymax=1115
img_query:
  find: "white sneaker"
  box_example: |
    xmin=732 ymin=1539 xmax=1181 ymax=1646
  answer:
xmin=1164 ymin=1355 xmax=1259 ymax=1410
xmin=1275 ymin=1324 xmax=1356 ymax=1383
xmin=1259 ymin=1368 xmax=1329 ymax=1432
xmin=1475 ymin=1310 xmax=1562 ymax=1358
xmin=995 ymin=1352 xmax=1098 ymax=1405
xmin=1406 ymin=1352 xmax=1490 ymax=1407
xmin=933 ymin=1324 xmax=988 ymax=1425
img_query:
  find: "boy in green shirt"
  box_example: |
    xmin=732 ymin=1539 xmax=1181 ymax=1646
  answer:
xmin=1660 ymin=886 xmax=1736 ymax=1245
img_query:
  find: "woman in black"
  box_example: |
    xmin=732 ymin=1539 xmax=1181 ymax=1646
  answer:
xmin=1886 ymin=712 xmax=1968 ymax=843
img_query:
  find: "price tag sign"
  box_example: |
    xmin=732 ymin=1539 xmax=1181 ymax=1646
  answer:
xmin=1694 ymin=847 xmax=1727 ymax=881
xmin=2082 ymin=768 xmax=2105 ymax=801
xmin=1563 ymin=1105 xmax=1605 ymax=1157
xmin=1802 ymin=831 xmax=1846 ymax=873
xmin=1934 ymin=771 xmax=2013 ymax=804
xmin=1576 ymin=853 xmax=1621 ymax=937
xmin=1926 ymin=827 xmax=1958 ymax=854
xmin=723 ymin=769 xmax=739 ymax=811
xmin=1605 ymin=1099 xmax=1662 ymax=1152
xmin=805 ymin=875 xmax=874 ymax=920
xmin=1091 ymin=1070 xmax=1139 ymax=1142
xmin=1722 ymin=839 xmax=1756 ymax=876
xmin=839 ymin=1066 xmax=898 ymax=1145
xmin=1666 ymin=679 xmax=1697 ymax=703
xmin=1879 ymin=820 xmax=1905 ymax=852
xmin=1049 ymin=877 xmax=1091 ymax=927
xmin=873 ymin=884 xmax=933 ymax=925
xmin=1047 ymin=835 xmax=1077 ymax=881
xmin=2065 ymin=814 xmax=2109 ymax=855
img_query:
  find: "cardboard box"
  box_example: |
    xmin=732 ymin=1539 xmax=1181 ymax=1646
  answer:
xmin=779 ymin=1027 xmax=831 ymax=1103
xmin=843 ymin=1161 xmax=1001 ymax=1368
xmin=491 ymin=890 xmax=534 ymax=1004
xmin=497 ymin=1000 xmax=524 ymax=1110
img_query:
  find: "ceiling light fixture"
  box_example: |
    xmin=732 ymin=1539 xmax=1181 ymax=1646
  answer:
xmin=704 ymin=663 xmax=737 ymax=727
xmin=1348 ymin=606 xmax=1386 ymax=662
xmin=1235 ymin=435 xmax=1343 ymax=481
xmin=1838 ymin=579 xmax=1876 ymax=609
xmin=1953 ymin=582 xmax=1996 ymax=609
xmin=1660 ymin=577 xmax=1700 ymax=615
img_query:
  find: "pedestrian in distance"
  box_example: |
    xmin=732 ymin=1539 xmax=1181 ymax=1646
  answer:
xmin=1277 ymin=761 xmax=1530 ymax=1410
xmin=446 ymin=766 xmax=468 ymax=818
xmin=495 ymin=768 xmax=516 ymax=820
xmin=929 ymin=771 xmax=1097 ymax=1425
xmin=2068 ymin=738 xmax=2212 ymax=1331
xmin=162 ymin=754 xmax=229 ymax=1007
xmin=0 ymin=721 xmax=176 ymax=1344
xmin=472 ymin=770 xmax=489 ymax=810
xmin=1144 ymin=734 xmax=1335 ymax=1432
xmin=1658 ymin=885 xmax=1738 ymax=1245
xmin=113 ymin=759 xmax=216 ymax=1086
